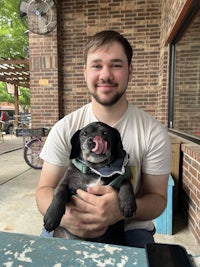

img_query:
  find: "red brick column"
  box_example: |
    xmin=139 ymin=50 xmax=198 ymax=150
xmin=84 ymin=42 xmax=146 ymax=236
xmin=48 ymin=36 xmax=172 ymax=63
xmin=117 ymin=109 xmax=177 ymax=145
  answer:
xmin=29 ymin=30 xmax=60 ymax=128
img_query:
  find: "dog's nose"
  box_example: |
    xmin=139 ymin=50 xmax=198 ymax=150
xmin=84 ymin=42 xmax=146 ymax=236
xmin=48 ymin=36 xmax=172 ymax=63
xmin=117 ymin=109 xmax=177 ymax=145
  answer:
xmin=88 ymin=137 xmax=93 ymax=143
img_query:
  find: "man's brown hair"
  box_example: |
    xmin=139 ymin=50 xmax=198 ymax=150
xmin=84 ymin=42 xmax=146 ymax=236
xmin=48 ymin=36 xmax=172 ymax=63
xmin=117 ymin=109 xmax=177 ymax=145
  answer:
xmin=84 ymin=30 xmax=133 ymax=66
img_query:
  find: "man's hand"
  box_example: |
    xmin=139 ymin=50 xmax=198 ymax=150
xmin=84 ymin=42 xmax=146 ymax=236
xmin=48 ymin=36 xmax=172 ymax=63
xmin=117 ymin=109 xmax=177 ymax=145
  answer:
xmin=60 ymin=185 xmax=124 ymax=239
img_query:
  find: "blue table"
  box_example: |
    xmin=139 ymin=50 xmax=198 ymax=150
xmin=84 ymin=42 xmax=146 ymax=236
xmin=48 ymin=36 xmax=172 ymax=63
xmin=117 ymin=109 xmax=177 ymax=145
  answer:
xmin=0 ymin=231 xmax=147 ymax=266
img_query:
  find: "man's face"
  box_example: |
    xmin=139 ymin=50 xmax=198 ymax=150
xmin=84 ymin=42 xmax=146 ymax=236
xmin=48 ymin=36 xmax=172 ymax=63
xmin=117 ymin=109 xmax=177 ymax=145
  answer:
xmin=84 ymin=42 xmax=132 ymax=106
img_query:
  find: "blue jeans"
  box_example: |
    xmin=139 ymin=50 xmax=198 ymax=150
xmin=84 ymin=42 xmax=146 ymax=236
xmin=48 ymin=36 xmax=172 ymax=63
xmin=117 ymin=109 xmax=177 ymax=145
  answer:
xmin=40 ymin=227 xmax=54 ymax=238
xmin=125 ymin=228 xmax=156 ymax=248
xmin=40 ymin=227 xmax=155 ymax=248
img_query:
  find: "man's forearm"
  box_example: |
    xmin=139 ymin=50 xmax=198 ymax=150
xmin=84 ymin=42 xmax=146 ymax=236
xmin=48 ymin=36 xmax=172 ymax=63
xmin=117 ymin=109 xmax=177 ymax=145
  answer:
xmin=133 ymin=193 xmax=167 ymax=221
xmin=36 ymin=187 xmax=54 ymax=216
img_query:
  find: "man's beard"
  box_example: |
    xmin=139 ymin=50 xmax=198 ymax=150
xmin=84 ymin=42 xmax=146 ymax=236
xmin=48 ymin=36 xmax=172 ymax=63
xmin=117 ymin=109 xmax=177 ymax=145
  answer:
xmin=91 ymin=88 xmax=127 ymax=106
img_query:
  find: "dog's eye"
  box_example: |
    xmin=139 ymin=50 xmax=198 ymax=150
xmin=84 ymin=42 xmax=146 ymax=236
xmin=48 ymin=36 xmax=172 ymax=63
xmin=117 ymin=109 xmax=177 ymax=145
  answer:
xmin=102 ymin=131 xmax=108 ymax=136
xmin=83 ymin=131 xmax=87 ymax=136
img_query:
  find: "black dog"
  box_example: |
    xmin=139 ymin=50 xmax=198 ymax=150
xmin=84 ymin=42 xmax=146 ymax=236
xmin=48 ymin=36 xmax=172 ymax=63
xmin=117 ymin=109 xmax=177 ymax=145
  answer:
xmin=44 ymin=122 xmax=136 ymax=245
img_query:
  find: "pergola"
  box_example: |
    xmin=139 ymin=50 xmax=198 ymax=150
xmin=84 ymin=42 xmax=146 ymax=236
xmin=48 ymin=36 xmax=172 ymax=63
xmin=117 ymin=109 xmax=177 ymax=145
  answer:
xmin=0 ymin=58 xmax=29 ymax=87
xmin=0 ymin=58 xmax=30 ymax=121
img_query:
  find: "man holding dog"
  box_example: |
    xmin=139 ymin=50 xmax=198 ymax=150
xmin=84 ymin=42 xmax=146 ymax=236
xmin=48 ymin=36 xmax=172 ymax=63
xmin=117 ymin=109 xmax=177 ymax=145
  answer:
xmin=36 ymin=30 xmax=171 ymax=247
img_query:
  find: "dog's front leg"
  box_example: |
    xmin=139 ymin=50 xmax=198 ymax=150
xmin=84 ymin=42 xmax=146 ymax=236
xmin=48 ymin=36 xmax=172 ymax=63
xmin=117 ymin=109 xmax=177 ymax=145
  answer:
xmin=118 ymin=180 xmax=137 ymax=218
xmin=44 ymin=181 xmax=71 ymax=232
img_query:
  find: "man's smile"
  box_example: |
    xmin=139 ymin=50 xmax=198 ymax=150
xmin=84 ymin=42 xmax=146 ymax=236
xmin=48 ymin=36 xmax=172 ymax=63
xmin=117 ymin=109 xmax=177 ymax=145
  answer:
xmin=96 ymin=83 xmax=118 ymax=92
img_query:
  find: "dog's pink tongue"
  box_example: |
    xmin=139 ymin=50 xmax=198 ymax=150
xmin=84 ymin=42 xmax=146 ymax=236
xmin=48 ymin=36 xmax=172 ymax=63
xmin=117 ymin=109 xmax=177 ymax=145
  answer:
xmin=92 ymin=136 xmax=107 ymax=154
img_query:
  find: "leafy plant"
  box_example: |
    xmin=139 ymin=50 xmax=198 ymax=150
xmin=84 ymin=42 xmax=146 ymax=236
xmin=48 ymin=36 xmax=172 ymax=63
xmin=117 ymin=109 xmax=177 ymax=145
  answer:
xmin=0 ymin=1 xmax=30 ymax=110
xmin=0 ymin=82 xmax=14 ymax=103
xmin=19 ymin=87 xmax=30 ymax=112
xmin=0 ymin=0 xmax=28 ymax=58
xmin=0 ymin=82 xmax=30 ymax=112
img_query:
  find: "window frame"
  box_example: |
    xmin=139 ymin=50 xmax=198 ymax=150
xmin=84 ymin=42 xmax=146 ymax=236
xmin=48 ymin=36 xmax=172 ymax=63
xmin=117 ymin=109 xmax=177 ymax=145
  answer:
xmin=167 ymin=0 xmax=200 ymax=144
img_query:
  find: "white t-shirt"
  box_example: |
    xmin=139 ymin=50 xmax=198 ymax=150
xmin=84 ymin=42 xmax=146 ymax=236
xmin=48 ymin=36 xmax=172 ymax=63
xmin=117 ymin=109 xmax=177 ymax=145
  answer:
xmin=40 ymin=103 xmax=171 ymax=231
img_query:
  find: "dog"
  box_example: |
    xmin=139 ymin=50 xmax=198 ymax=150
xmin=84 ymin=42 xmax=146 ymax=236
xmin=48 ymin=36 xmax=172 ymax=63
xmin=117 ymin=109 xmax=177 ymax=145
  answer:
xmin=44 ymin=122 xmax=136 ymax=245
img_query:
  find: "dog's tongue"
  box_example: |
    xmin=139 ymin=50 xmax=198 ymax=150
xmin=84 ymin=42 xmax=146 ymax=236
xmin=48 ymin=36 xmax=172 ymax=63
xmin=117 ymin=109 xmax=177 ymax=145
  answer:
xmin=92 ymin=136 xmax=107 ymax=154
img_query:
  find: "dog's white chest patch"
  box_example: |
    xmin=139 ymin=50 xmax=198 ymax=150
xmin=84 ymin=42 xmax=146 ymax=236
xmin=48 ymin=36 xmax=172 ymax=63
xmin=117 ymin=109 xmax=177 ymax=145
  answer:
xmin=87 ymin=177 xmax=103 ymax=188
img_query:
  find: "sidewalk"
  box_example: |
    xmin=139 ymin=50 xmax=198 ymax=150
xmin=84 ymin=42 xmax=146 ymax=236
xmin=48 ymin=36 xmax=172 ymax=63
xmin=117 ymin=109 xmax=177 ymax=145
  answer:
xmin=0 ymin=135 xmax=43 ymax=236
xmin=0 ymin=134 xmax=23 ymax=155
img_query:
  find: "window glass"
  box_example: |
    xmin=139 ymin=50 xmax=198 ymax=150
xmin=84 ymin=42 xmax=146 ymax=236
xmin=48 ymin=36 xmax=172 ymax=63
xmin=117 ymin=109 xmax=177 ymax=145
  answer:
xmin=171 ymin=9 xmax=200 ymax=141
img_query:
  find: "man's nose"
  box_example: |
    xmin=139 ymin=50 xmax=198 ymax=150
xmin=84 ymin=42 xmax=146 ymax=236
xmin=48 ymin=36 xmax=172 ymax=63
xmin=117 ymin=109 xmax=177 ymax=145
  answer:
xmin=99 ymin=66 xmax=114 ymax=81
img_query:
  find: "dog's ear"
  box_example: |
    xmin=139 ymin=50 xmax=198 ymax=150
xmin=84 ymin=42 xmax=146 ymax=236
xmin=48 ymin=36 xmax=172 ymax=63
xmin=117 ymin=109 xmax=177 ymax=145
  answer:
xmin=111 ymin=128 xmax=124 ymax=157
xmin=69 ymin=129 xmax=81 ymax=159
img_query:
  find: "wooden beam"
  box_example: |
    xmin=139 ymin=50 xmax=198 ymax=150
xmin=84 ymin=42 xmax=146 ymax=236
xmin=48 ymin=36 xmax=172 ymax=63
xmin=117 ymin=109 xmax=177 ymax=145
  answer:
xmin=14 ymin=84 xmax=19 ymax=123
xmin=0 ymin=77 xmax=29 ymax=88
xmin=0 ymin=59 xmax=29 ymax=65
xmin=166 ymin=0 xmax=198 ymax=44
xmin=0 ymin=58 xmax=30 ymax=88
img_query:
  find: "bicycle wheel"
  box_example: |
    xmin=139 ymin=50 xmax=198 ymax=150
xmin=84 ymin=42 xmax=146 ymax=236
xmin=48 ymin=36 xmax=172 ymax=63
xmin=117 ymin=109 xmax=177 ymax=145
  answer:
xmin=24 ymin=138 xmax=43 ymax=169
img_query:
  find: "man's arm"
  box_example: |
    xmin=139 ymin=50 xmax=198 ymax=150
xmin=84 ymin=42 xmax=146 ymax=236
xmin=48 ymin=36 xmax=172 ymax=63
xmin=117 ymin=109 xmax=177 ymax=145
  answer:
xmin=133 ymin=173 xmax=169 ymax=221
xmin=36 ymin=161 xmax=67 ymax=215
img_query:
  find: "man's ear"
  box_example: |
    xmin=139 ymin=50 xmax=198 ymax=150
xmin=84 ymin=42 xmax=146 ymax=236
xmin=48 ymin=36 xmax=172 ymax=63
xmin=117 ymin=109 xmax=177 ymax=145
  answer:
xmin=128 ymin=64 xmax=133 ymax=82
xmin=111 ymin=128 xmax=124 ymax=158
xmin=70 ymin=130 xmax=81 ymax=159
xmin=84 ymin=65 xmax=87 ymax=82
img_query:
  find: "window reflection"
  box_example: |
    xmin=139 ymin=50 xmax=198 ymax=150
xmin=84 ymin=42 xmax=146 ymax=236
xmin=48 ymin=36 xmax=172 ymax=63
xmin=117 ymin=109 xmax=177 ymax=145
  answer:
xmin=173 ymin=9 xmax=200 ymax=139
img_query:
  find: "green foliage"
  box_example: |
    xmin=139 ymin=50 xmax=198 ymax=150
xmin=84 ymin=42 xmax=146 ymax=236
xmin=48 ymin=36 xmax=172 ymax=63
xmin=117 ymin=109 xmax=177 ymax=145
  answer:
xmin=0 ymin=0 xmax=28 ymax=58
xmin=0 ymin=1 xmax=30 ymax=111
xmin=19 ymin=87 xmax=30 ymax=112
xmin=0 ymin=82 xmax=14 ymax=103
xmin=0 ymin=82 xmax=30 ymax=112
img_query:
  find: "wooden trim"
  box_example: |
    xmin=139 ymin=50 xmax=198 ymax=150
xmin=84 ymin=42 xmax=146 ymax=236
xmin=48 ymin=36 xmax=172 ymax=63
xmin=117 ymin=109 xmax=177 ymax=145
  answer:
xmin=166 ymin=0 xmax=194 ymax=44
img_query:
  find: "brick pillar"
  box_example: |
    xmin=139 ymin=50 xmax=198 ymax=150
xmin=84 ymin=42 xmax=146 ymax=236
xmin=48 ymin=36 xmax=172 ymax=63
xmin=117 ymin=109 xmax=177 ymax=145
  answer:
xmin=29 ymin=29 xmax=60 ymax=128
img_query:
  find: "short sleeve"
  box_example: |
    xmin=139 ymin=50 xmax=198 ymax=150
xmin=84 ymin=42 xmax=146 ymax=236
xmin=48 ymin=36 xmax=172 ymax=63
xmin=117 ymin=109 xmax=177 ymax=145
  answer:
xmin=40 ymin=119 xmax=71 ymax=166
xmin=142 ymin=123 xmax=171 ymax=175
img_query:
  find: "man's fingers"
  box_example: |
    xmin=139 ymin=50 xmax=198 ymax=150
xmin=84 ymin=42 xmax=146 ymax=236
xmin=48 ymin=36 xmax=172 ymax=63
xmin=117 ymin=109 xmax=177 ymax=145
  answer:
xmin=87 ymin=185 xmax=115 ymax=195
xmin=73 ymin=190 xmax=98 ymax=206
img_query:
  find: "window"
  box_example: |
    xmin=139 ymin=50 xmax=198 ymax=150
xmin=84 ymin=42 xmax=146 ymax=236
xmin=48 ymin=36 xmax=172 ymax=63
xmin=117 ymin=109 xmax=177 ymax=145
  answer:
xmin=168 ymin=0 xmax=200 ymax=144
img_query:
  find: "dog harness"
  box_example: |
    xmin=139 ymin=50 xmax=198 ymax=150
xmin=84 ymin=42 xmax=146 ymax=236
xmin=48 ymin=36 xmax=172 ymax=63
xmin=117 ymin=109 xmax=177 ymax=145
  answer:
xmin=71 ymin=152 xmax=132 ymax=190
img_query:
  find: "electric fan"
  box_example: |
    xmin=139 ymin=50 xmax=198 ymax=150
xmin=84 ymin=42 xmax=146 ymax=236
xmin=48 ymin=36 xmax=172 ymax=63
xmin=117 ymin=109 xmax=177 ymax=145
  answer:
xmin=19 ymin=0 xmax=57 ymax=35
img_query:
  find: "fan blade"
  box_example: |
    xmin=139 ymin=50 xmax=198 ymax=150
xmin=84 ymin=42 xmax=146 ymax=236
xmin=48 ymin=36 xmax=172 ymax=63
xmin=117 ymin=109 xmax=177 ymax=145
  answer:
xmin=27 ymin=1 xmax=38 ymax=15
xmin=37 ymin=15 xmax=48 ymax=34
xmin=46 ymin=0 xmax=54 ymax=9
xmin=20 ymin=1 xmax=29 ymax=13
xmin=38 ymin=1 xmax=54 ymax=15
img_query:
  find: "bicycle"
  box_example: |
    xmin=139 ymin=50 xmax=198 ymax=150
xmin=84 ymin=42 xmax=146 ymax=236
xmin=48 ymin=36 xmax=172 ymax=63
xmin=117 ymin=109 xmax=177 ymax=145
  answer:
xmin=16 ymin=127 xmax=49 ymax=169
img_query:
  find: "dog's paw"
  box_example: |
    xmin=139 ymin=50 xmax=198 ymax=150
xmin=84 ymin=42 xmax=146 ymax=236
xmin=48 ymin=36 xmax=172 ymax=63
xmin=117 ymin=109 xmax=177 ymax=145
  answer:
xmin=44 ymin=204 xmax=65 ymax=232
xmin=118 ymin=181 xmax=137 ymax=218
xmin=120 ymin=198 xmax=137 ymax=218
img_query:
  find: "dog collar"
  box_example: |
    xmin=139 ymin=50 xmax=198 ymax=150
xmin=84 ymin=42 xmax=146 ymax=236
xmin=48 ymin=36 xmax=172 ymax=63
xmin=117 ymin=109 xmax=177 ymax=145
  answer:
xmin=71 ymin=153 xmax=131 ymax=190
xmin=71 ymin=158 xmax=92 ymax=174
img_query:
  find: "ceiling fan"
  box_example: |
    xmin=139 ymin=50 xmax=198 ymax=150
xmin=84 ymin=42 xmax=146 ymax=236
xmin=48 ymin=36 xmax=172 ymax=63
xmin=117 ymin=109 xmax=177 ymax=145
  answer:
xmin=19 ymin=0 xmax=57 ymax=35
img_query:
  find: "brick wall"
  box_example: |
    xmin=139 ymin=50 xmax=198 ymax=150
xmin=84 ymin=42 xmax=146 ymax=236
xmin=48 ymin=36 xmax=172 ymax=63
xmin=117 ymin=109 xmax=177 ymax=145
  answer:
xmin=29 ymin=31 xmax=60 ymax=127
xmin=60 ymin=0 xmax=163 ymax=120
xmin=181 ymin=144 xmax=200 ymax=244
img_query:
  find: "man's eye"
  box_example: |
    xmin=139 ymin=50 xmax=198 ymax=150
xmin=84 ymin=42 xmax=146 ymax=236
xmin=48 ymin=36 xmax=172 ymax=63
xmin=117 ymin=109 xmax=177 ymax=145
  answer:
xmin=92 ymin=65 xmax=101 ymax=69
xmin=112 ymin=64 xmax=122 ymax=68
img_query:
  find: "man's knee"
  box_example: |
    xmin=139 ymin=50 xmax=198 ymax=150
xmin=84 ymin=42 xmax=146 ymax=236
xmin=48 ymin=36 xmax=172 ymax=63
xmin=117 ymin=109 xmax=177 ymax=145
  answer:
xmin=125 ymin=228 xmax=155 ymax=248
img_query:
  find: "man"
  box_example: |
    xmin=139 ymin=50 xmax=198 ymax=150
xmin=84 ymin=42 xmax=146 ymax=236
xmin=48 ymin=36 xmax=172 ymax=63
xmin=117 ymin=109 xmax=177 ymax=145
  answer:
xmin=36 ymin=30 xmax=171 ymax=247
